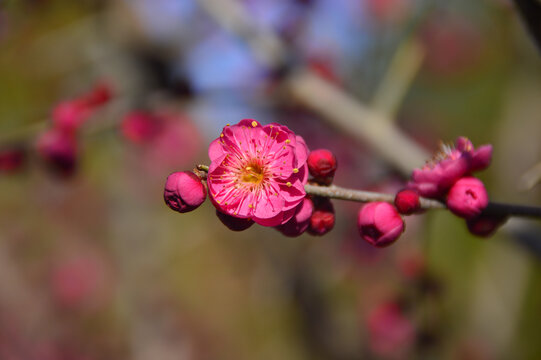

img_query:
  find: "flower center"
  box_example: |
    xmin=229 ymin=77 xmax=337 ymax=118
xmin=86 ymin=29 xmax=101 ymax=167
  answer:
xmin=240 ymin=161 xmax=266 ymax=185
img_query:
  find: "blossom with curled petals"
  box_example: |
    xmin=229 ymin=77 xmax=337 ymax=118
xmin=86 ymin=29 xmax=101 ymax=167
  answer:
xmin=408 ymin=137 xmax=492 ymax=198
xmin=207 ymin=119 xmax=309 ymax=227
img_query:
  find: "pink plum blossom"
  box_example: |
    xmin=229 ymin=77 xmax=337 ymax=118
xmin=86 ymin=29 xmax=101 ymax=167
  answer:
xmin=408 ymin=137 xmax=492 ymax=198
xmin=207 ymin=119 xmax=309 ymax=227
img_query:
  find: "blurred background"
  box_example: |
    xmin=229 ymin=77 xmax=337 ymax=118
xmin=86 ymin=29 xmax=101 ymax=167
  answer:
xmin=1 ymin=0 xmax=541 ymax=359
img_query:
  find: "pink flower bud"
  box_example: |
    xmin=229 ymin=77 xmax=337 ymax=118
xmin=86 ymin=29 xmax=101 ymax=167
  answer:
xmin=121 ymin=111 xmax=163 ymax=144
xmin=51 ymin=100 xmax=91 ymax=133
xmin=216 ymin=210 xmax=255 ymax=231
xmin=36 ymin=129 xmax=77 ymax=176
xmin=277 ymin=197 xmax=314 ymax=237
xmin=164 ymin=171 xmax=207 ymax=213
xmin=446 ymin=177 xmax=488 ymax=219
xmin=358 ymin=202 xmax=404 ymax=247
xmin=307 ymin=197 xmax=335 ymax=236
xmin=394 ymin=189 xmax=421 ymax=215
xmin=466 ymin=213 xmax=507 ymax=237
xmin=307 ymin=149 xmax=337 ymax=185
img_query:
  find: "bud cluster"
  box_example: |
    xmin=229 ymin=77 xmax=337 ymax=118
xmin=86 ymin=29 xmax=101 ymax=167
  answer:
xmin=164 ymin=124 xmax=503 ymax=248
xmin=407 ymin=137 xmax=504 ymax=237
xmin=36 ymin=82 xmax=113 ymax=177
xmin=163 ymin=122 xmax=339 ymax=238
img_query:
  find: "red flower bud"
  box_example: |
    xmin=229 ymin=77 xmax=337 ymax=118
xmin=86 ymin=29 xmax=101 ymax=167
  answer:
xmin=216 ymin=210 xmax=255 ymax=231
xmin=0 ymin=146 xmax=26 ymax=174
xmin=82 ymin=82 xmax=113 ymax=107
xmin=36 ymin=129 xmax=78 ymax=176
xmin=358 ymin=202 xmax=404 ymax=247
xmin=164 ymin=171 xmax=207 ymax=213
xmin=394 ymin=189 xmax=421 ymax=215
xmin=277 ymin=197 xmax=314 ymax=237
xmin=446 ymin=177 xmax=488 ymax=219
xmin=466 ymin=213 xmax=507 ymax=237
xmin=307 ymin=149 xmax=337 ymax=185
xmin=307 ymin=197 xmax=335 ymax=236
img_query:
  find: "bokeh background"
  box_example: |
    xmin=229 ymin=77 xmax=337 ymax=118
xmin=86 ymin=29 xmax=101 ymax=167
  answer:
xmin=1 ymin=0 xmax=541 ymax=359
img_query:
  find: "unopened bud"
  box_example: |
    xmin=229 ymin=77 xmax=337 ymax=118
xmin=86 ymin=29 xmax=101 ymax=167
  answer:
xmin=358 ymin=202 xmax=404 ymax=248
xmin=446 ymin=176 xmax=488 ymax=219
xmin=277 ymin=197 xmax=314 ymax=237
xmin=307 ymin=197 xmax=335 ymax=236
xmin=164 ymin=171 xmax=207 ymax=213
xmin=307 ymin=149 xmax=337 ymax=185
xmin=394 ymin=189 xmax=421 ymax=215
xmin=466 ymin=213 xmax=507 ymax=237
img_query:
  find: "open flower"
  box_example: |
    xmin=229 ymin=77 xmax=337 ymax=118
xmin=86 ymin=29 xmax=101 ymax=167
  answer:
xmin=207 ymin=119 xmax=309 ymax=227
xmin=408 ymin=137 xmax=492 ymax=198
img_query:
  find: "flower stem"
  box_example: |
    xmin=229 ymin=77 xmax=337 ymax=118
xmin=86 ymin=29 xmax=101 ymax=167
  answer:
xmin=304 ymin=183 xmax=445 ymax=209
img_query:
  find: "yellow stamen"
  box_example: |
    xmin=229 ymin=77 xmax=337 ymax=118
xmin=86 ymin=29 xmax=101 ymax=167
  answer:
xmin=293 ymin=168 xmax=299 ymax=173
xmin=286 ymin=182 xmax=292 ymax=187
xmin=251 ymin=121 xmax=257 ymax=127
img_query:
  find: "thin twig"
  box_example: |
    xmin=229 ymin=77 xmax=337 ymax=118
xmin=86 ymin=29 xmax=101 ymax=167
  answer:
xmin=371 ymin=38 xmax=424 ymax=119
xmin=195 ymin=166 xmax=541 ymax=219
xmin=304 ymin=183 xmax=445 ymax=209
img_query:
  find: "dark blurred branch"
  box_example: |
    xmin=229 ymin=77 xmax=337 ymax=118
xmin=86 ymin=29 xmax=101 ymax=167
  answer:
xmin=512 ymin=0 xmax=541 ymax=53
xmin=195 ymin=0 xmax=430 ymax=176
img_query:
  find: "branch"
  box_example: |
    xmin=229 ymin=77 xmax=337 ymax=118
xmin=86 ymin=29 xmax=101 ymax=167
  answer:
xmin=371 ymin=38 xmax=424 ymax=119
xmin=196 ymin=165 xmax=541 ymax=219
xmin=304 ymin=183 xmax=445 ymax=209
xmin=512 ymin=0 xmax=541 ymax=53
